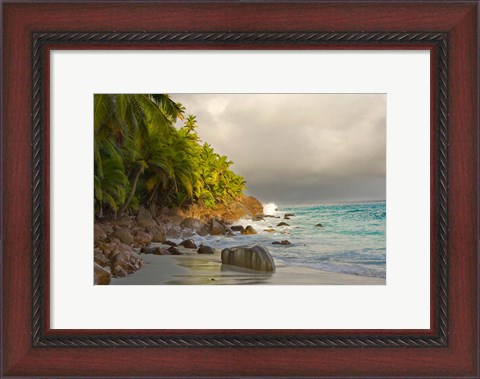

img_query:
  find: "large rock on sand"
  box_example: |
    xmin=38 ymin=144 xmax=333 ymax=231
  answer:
xmin=180 ymin=217 xmax=208 ymax=236
xmin=221 ymin=245 xmax=275 ymax=272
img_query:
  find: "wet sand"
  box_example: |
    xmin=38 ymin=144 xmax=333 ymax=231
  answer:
xmin=111 ymin=247 xmax=385 ymax=285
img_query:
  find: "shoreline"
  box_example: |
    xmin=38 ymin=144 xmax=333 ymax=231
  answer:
xmin=95 ymin=197 xmax=386 ymax=285
xmin=111 ymin=246 xmax=385 ymax=285
xmin=94 ymin=195 xmax=265 ymax=284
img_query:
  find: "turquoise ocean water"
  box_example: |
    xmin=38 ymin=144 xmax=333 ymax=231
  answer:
xmin=184 ymin=201 xmax=386 ymax=279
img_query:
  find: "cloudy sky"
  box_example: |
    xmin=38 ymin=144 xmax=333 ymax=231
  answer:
xmin=172 ymin=94 xmax=386 ymax=205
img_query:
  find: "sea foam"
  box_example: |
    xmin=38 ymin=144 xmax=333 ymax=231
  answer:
xmin=263 ymin=202 xmax=278 ymax=216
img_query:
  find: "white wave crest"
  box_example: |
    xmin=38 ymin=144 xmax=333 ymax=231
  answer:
xmin=263 ymin=202 xmax=278 ymax=216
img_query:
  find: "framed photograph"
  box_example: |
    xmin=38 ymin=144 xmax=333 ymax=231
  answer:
xmin=2 ymin=1 xmax=478 ymax=377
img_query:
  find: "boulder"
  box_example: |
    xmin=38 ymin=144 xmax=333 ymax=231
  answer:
xmin=221 ymin=245 xmax=275 ymax=272
xmin=180 ymin=217 xmax=208 ymax=236
xmin=114 ymin=228 xmax=134 ymax=245
xmin=241 ymin=225 xmax=257 ymax=235
xmin=231 ymin=225 xmax=245 ymax=233
xmin=134 ymin=231 xmax=152 ymax=247
xmin=97 ymin=242 xmax=117 ymax=256
xmin=264 ymin=215 xmax=280 ymax=218
xmin=168 ymin=246 xmax=182 ymax=255
xmin=94 ymin=263 xmax=111 ymax=285
xmin=154 ymin=248 xmax=171 ymax=255
xmin=136 ymin=206 xmax=157 ymax=228
xmin=179 ymin=239 xmax=197 ymax=249
xmin=252 ymin=215 xmax=264 ymax=221
xmin=272 ymin=240 xmax=292 ymax=245
xmin=109 ymin=251 xmax=143 ymax=274
xmin=100 ymin=223 xmax=115 ymax=235
xmin=277 ymin=222 xmax=289 ymax=227
xmin=131 ymin=226 xmax=145 ymax=234
xmin=94 ymin=224 xmax=107 ymax=244
xmin=285 ymin=213 xmax=295 ymax=217
xmin=140 ymin=246 xmax=157 ymax=255
xmin=150 ymin=228 xmax=166 ymax=243
xmin=140 ymin=246 xmax=171 ymax=255
xmin=315 ymin=223 xmax=323 ymax=227
xmin=115 ymin=242 xmax=136 ymax=254
xmin=112 ymin=265 xmax=128 ymax=277
xmin=197 ymin=245 xmax=215 ymax=254
xmin=284 ymin=216 xmax=290 ymax=220
xmin=163 ymin=240 xmax=178 ymax=247
xmin=180 ymin=228 xmax=195 ymax=239
xmin=167 ymin=215 xmax=185 ymax=225
xmin=264 ymin=228 xmax=276 ymax=233
xmin=165 ymin=223 xmax=182 ymax=238
xmin=104 ymin=242 xmax=135 ymax=259
xmin=210 ymin=219 xmax=229 ymax=236
xmin=94 ymin=249 xmax=109 ymax=267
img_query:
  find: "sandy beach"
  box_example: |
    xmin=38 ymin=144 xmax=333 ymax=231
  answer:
xmin=110 ymin=246 xmax=385 ymax=285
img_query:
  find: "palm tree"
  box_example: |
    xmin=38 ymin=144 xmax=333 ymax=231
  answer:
xmin=118 ymin=126 xmax=176 ymax=214
xmin=94 ymin=140 xmax=128 ymax=217
xmin=94 ymin=93 xmax=246 ymax=215
xmin=94 ymin=94 xmax=183 ymax=143
xmin=184 ymin=115 xmax=198 ymax=135
xmin=94 ymin=94 xmax=185 ymax=215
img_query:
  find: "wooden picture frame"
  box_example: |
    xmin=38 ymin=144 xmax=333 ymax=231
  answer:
xmin=2 ymin=1 xmax=478 ymax=377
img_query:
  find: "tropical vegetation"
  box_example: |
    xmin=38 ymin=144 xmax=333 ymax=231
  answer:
xmin=94 ymin=94 xmax=246 ymax=218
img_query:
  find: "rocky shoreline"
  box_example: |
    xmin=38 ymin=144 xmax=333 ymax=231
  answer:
xmin=94 ymin=195 xmax=264 ymax=285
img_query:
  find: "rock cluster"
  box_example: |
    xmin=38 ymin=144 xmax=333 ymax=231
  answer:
xmin=94 ymin=237 xmax=144 ymax=285
xmin=94 ymin=197 xmax=264 ymax=284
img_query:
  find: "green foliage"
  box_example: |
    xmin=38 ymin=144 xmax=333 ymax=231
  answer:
xmin=94 ymin=94 xmax=245 ymax=216
xmin=94 ymin=139 xmax=128 ymax=214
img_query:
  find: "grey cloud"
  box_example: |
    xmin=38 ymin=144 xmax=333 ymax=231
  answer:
xmin=172 ymin=94 xmax=385 ymax=204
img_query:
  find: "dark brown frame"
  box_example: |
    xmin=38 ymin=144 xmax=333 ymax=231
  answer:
xmin=2 ymin=1 xmax=478 ymax=377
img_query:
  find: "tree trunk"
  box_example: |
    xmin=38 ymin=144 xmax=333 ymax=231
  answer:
xmin=119 ymin=165 xmax=142 ymax=214
xmin=147 ymin=182 xmax=162 ymax=204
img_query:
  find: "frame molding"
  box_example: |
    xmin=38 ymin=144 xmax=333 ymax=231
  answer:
xmin=32 ymin=31 xmax=448 ymax=348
